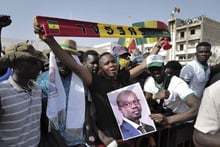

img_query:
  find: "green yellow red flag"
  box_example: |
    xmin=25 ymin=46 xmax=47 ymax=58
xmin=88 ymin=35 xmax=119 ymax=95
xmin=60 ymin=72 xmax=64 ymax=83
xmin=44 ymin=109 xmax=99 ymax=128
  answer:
xmin=118 ymin=20 xmax=169 ymax=51
xmin=34 ymin=16 xmax=170 ymax=38
xmin=132 ymin=20 xmax=169 ymax=45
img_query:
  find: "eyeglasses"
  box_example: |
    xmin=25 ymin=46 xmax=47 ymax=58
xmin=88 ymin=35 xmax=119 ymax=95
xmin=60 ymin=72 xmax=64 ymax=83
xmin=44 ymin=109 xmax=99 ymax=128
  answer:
xmin=119 ymin=99 xmax=140 ymax=108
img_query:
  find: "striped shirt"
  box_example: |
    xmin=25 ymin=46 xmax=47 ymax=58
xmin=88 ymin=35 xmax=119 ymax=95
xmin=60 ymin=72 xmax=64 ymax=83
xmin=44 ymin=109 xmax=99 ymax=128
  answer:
xmin=0 ymin=77 xmax=42 ymax=147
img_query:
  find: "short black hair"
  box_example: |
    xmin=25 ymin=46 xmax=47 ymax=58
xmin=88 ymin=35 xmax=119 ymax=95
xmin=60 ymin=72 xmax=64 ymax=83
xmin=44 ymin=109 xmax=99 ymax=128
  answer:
xmin=116 ymin=90 xmax=135 ymax=106
xmin=196 ymin=42 xmax=211 ymax=50
xmin=82 ymin=50 xmax=99 ymax=62
xmin=165 ymin=60 xmax=182 ymax=71
xmin=99 ymin=52 xmax=112 ymax=59
xmin=77 ymin=50 xmax=85 ymax=63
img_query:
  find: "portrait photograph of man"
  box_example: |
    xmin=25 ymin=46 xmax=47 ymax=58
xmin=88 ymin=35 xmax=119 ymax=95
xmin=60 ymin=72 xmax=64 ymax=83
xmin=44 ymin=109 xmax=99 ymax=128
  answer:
xmin=107 ymin=83 xmax=156 ymax=140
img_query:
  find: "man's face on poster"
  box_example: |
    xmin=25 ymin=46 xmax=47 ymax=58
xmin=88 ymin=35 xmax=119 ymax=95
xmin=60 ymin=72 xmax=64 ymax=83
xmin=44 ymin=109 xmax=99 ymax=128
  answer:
xmin=118 ymin=92 xmax=142 ymax=122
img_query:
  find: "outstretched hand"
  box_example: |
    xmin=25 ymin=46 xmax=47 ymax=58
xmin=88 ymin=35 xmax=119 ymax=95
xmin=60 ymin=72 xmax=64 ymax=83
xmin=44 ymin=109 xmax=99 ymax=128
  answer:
xmin=0 ymin=15 xmax=12 ymax=28
xmin=150 ymin=113 xmax=169 ymax=125
xmin=33 ymin=20 xmax=54 ymax=42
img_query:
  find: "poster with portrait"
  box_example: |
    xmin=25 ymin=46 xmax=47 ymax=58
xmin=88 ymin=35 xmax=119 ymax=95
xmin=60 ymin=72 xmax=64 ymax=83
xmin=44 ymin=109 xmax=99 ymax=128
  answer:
xmin=107 ymin=82 xmax=156 ymax=140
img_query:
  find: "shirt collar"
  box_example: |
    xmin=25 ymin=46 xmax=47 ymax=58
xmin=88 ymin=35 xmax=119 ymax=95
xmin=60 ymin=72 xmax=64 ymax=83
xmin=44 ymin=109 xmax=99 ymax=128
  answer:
xmin=8 ymin=76 xmax=37 ymax=92
xmin=123 ymin=117 xmax=141 ymax=129
xmin=8 ymin=76 xmax=24 ymax=92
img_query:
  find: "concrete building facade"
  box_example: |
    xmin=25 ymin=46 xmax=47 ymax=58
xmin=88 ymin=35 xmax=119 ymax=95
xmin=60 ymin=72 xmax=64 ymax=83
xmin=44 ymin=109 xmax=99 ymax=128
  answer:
xmin=167 ymin=15 xmax=220 ymax=65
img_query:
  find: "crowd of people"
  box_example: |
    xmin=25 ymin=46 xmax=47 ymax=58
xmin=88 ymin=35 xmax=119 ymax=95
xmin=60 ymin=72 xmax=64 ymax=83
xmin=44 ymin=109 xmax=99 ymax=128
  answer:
xmin=0 ymin=16 xmax=219 ymax=147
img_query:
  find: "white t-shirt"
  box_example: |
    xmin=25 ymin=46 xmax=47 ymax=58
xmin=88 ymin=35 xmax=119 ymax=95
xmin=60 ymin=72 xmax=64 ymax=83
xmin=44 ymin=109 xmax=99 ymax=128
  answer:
xmin=143 ymin=75 xmax=194 ymax=114
xmin=180 ymin=60 xmax=210 ymax=99
xmin=194 ymin=80 xmax=220 ymax=135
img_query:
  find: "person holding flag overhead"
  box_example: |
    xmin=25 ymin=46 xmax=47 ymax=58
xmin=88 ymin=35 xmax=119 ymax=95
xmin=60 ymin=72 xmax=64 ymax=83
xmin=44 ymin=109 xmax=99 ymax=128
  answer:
xmin=34 ymin=19 xmax=168 ymax=147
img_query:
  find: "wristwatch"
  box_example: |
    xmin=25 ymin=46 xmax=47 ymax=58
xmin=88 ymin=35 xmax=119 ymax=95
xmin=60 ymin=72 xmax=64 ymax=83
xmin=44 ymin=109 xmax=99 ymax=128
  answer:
xmin=155 ymin=44 xmax=162 ymax=49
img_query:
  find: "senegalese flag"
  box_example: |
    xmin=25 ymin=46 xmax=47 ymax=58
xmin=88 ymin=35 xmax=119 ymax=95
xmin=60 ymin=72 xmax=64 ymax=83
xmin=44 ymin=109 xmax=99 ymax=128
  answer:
xmin=34 ymin=16 xmax=170 ymax=38
xmin=117 ymin=38 xmax=137 ymax=53
xmin=47 ymin=20 xmax=60 ymax=34
xmin=174 ymin=7 xmax=180 ymax=13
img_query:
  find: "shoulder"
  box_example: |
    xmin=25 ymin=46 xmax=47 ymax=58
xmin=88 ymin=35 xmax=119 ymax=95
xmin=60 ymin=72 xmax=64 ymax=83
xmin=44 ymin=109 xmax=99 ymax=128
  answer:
xmin=142 ymin=123 xmax=155 ymax=132
xmin=170 ymin=76 xmax=192 ymax=90
xmin=171 ymin=76 xmax=185 ymax=84
xmin=0 ymin=80 xmax=11 ymax=90
xmin=118 ymin=69 xmax=130 ymax=78
xmin=205 ymin=80 xmax=220 ymax=98
xmin=0 ymin=80 xmax=20 ymax=98
xmin=144 ymin=76 xmax=155 ymax=87
xmin=120 ymin=120 xmax=134 ymax=130
xmin=181 ymin=62 xmax=194 ymax=71
xmin=144 ymin=76 xmax=154 ymax=83
xmin=143 ymin=76 xmax=156 ymax=91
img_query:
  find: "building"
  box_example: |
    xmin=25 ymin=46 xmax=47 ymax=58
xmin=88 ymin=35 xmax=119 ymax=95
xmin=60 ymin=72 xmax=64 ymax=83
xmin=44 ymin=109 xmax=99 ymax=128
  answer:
xmin=93 ymin=41 xmax=118 ymax=54
xmin=167 ymin=15 xmax=220 ymax=65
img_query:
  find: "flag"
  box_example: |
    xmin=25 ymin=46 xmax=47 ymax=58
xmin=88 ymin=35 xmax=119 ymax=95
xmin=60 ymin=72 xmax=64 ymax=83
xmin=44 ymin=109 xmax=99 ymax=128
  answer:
xmin=48 ymin=20 xmax=60 ymax=34
xmin=133 ymin=20 xmax=169 ymax=45
xmin=34 ymin=16 xmax=170 ymax=38
xmin=48 ymin=20 xmax=60 ymax=29
xmin=174 ymin=7 xmax=180 ymax=13
xmin=118 ymin=20 xmax=169 ymax=50
xmin=118 ymin=38 xmax=137 ymax=53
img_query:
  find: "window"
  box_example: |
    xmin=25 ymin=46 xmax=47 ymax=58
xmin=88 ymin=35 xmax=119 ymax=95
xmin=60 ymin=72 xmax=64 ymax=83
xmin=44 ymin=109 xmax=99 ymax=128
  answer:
xmin=180 ymin=32 xmax=185 ymax=38
xmin=190 ymin=29 xmax=195 ymax=35
xmin=179 ymin=55 xmax=186 ymax=60
xmin=179 ymin=44 xmax=184 ymax=51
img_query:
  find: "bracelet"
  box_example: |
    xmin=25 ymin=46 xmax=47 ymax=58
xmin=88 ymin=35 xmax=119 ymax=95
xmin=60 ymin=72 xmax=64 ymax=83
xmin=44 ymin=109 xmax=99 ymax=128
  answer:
xmin=155 ymin=44 xmax=162 ymax=49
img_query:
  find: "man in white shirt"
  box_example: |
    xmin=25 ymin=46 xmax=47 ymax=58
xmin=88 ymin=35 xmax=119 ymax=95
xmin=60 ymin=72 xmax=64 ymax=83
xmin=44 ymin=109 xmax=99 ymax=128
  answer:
xmin=143 ymin=54 xmax=200 ymax=125
xmin=193 ymin=80 xmax=220 ymax=147
xmin=180 ymin=42 xmax=212 ymax=99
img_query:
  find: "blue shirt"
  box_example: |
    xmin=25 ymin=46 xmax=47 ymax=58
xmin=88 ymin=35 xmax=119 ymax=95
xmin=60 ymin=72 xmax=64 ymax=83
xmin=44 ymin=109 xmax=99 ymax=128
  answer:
xmin=0 ymin=68 xmax=13 ymax=82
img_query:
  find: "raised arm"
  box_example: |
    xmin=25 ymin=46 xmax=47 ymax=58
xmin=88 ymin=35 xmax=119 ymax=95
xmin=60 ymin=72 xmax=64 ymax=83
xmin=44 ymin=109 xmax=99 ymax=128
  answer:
xmin=34 ymin=22 xmax=92 ymax=85
xmin=129 ymin=38 xmax=164 ymax=80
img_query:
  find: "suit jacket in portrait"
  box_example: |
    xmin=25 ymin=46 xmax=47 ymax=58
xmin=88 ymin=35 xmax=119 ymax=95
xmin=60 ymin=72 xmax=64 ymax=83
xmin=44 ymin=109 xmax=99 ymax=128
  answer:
xmin=120 ymin=120 xmax=155 ymax=140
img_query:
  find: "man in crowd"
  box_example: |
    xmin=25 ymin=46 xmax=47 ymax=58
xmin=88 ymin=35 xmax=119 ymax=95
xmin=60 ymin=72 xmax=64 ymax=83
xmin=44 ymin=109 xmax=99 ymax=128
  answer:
xmin=0 ymin=42 xmax=47 ymax=146
xmin=180 ymin=42 xmax=212 ymax=99
xmin=112 ymin=46 xmax=132 ymax=70
xmin=164 ymin=60 xmax=182 ymax=77
xmin=143 ymin=54 xmax=200 ymax=124
xmin=37 ymin=39 xmax=89 ymax=147
xmin=82 ymin=50 xmax=99 ymax=74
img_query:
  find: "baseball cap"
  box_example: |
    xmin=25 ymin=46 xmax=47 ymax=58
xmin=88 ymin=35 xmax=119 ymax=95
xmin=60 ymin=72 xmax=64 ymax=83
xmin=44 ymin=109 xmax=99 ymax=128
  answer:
xmin=147 ymin=54 xmax=164 ymax=68
xmin=112 ymin=46 xmax=130 ymax=56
